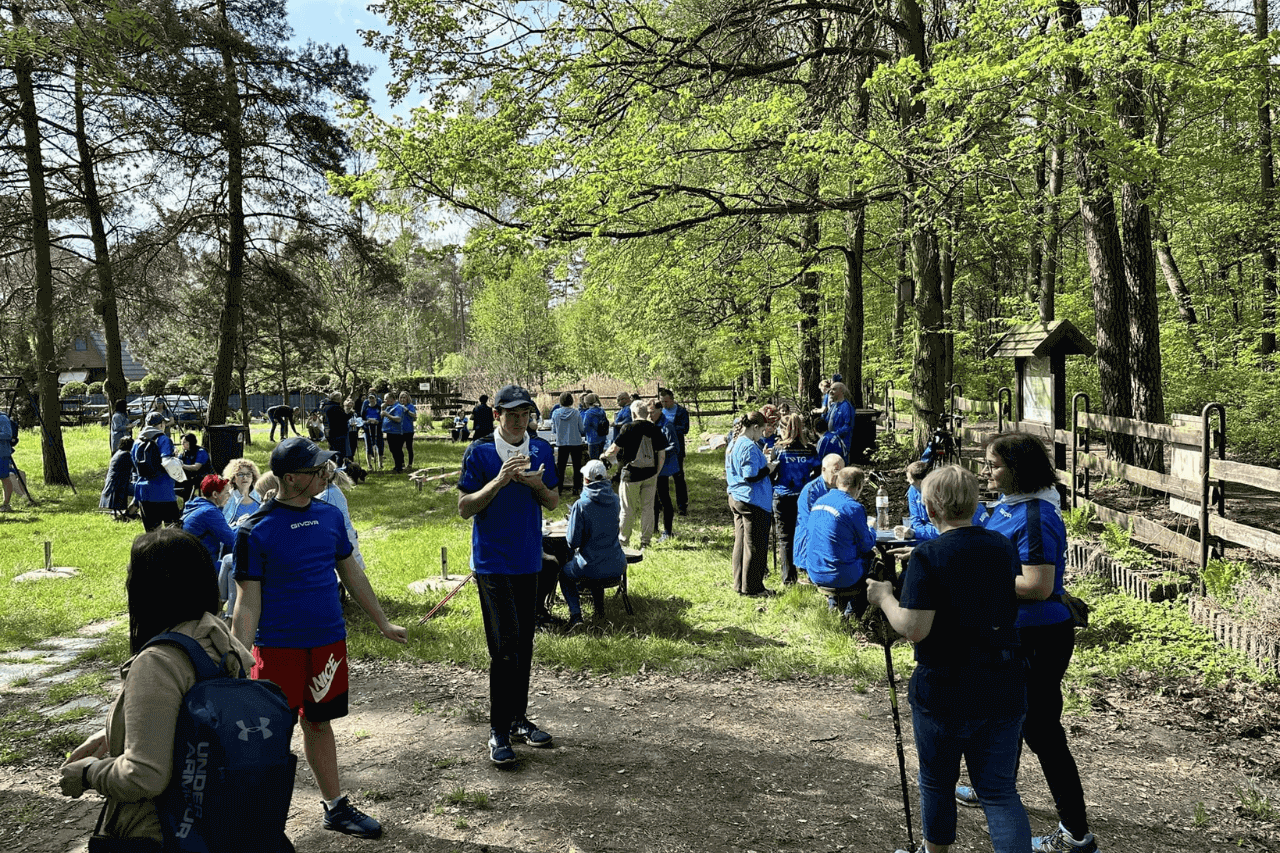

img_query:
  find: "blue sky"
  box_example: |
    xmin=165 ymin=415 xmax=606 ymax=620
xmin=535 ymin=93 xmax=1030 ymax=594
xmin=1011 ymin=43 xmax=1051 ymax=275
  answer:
xmin=286 ymin=0 xmax=399 ymax=118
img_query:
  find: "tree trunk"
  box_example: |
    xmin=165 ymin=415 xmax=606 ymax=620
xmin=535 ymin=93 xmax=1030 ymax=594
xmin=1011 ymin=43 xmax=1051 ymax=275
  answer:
xmin=1258 ymin=0 xmax=1277 ymax=356
xmin=941 ymin=231 xmax=956 ymax=388
xmin=1116 ymin=0 xmax=1164 ymax=471
xmin=207 ymin=0 xmax=246 ymax=426
xmin=1061 ymin=0 xmax=1133 ymax=463
xmin=1154 ymin=220 xmax=1198 ymax=327
xmin=1030 ymin=140 xmax=1047 ymax=316
xmin=894 ymin=199 xmax=911 ymax=355
xmin=759 ymin=292 xmax=772 ymax=390
xmin=841 ymin=201 xmax=867 ymax=409
xmin=14 ymin=7 xmax=71 ymax=485
xmin=1040 ymin=126 xmax=1066 ymax=321
xmin=797 ymin=191 xmax=822 ymax=408
xmin=72 ymin=64 xmax=128 ymax=409
xmin=912 ymin=223 xmax=947 ymax=449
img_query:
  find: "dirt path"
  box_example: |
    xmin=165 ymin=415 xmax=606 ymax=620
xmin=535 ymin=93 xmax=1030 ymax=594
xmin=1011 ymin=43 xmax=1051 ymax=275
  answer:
xmin=2 ymin=655 xmax=1278 ymax=853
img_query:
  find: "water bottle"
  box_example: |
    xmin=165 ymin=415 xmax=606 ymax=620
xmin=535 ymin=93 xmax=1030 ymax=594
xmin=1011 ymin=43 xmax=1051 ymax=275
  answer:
xmin=876 ymin=482 xmax=891 ymax=531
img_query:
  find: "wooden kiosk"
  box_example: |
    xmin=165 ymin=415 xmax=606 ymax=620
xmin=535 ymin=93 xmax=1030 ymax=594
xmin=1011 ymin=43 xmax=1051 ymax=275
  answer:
xmin=986 ymin=320 xmax=1095 ymax=471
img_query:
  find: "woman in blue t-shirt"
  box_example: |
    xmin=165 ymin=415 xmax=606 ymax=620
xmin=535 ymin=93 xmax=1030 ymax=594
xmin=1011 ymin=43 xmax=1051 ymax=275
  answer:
xmin=724 ymin=411 xmax=778 ymax=597
xmin=770 ymin=413 xmax=818 ymax=586
xmin=978 ymin=432 xmax=1098 ymax=853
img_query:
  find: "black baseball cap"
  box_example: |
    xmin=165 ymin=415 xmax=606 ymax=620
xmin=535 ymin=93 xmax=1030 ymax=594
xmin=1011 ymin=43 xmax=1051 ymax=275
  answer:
xmin=494 ymin=385 xmax=536 ymax=409
xmin=270 ymin=437 xmax=336 ymax=476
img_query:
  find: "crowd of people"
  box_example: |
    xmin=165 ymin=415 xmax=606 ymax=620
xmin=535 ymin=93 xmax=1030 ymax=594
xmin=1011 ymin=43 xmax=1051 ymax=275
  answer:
xmin=56 ymin=378 xmax=1096 ymax=853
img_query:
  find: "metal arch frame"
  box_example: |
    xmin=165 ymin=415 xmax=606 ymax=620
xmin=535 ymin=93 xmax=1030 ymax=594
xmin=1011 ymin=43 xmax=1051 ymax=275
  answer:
xmin=1199 ymin=403 xmax=1227 ymax=581
xmin=1071 ymin=392 xmax=1090 ymax=510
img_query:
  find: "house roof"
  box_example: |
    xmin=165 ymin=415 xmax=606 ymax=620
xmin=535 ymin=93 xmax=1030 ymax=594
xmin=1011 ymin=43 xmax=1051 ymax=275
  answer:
xmin=89 ymin=331 xmax=148 ymax=381
xmin=985 ymin=319 xmax=1096 ymax=359
xmin=61 ymin=331 xmax=149 ymax=382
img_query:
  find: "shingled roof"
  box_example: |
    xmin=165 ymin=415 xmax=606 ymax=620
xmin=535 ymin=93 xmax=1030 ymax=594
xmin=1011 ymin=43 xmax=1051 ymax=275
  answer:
xmin=985 ymin=319 xmax=1095 ymax=359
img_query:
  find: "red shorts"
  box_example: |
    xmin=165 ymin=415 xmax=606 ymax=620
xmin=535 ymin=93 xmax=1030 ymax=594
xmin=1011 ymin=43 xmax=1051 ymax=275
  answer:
xmin=252 ymin=640 xmax=349 ymax=723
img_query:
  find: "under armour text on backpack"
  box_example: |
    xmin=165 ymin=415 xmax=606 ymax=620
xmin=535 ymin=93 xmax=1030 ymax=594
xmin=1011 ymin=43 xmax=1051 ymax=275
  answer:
xmin=132 ymin=437 xmax=164 ymax=481
xmin=143 ymin=632 xmax=297 ymax=853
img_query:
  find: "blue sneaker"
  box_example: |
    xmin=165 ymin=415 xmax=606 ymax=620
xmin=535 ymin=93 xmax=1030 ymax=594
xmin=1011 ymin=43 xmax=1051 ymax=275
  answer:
xmin=322 ymin=795 xmax=383 ymax=839
xmin=1032 ymin=824 xmax=1099 ymax=853
xmin=955 ymin=784 xmax=981 ymax=808
xmin=488 ymin=728 xmax=517 ymax=765
xmin=509 ymin=716 xmax=553 ymax=747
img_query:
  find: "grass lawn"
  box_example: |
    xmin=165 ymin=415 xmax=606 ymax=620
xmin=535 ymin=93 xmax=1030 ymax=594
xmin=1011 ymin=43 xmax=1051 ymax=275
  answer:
xmin=0 ymin=423 xmax=1265 ymax=693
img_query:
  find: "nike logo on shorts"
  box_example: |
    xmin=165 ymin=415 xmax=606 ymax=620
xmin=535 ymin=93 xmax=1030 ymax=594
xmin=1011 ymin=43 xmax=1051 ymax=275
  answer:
xmin=309 ymin=654 xmax=343 ymax=702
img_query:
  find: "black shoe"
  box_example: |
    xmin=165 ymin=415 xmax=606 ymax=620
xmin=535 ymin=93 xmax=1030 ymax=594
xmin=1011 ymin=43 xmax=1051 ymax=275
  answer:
xmin=488 ymin=728 xmax=517 ymax=765
xmin=323 ymin=795 xmax=383 ymax=839
xmin=509 ymin=716 xmax=553 ymax=747
xmin=565 ymin=614 xmax=585 ymax=633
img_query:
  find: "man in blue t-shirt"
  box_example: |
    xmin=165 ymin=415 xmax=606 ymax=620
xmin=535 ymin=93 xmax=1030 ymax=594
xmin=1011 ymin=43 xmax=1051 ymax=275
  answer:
xmin=657 ymin=388 xmax=690 ymax=515
xmin=805 ymin=466 xmax=877 ymax=614
xmin=793 ymin=453 xmax=844 ymax=583
xmin=609 ymin=391 xmax=632 ymax=447
xmin=458 ymin=385 xmax=560 ymax=766
xmin=232 ymin=437 xmax=406 ymax=839
xmin=132 ymin=412 xmax=180 ymax=531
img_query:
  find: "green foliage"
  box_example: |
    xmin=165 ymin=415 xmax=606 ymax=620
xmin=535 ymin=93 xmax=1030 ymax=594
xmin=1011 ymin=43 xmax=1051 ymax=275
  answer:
xmin=140 ymin=374 xmax=167 ymax=396
xmin=1235 ymin=782 xmax=1277 ymax=821
xmin=59 ymin=381 xmax=88 ymax=399
xmin=86 ymin=382 xmax=104 ymax=396
xmin=127 ymin=381 xmax=143 ymax=395
xmin=1099 ymin=521 xmax=1155 ymax=569
xmin=444 ymin=788 xmax=490 ymax=809
xmin=1062 ymin=504 xmax=1096 ymax=539
xmin=1203 ymin=559 xmax=1250 ymax=605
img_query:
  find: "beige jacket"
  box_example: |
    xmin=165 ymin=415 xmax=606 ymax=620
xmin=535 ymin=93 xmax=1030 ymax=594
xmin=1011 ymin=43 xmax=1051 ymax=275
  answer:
xmin=85 ymin=612 xmax=253 ymax=842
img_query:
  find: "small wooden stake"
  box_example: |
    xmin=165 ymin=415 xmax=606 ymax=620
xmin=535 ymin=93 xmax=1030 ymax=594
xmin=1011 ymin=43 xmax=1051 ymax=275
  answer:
xmin=44 ymin=541 xmax=52 ymax=572
xmin=441 ymin=546 xmax=448 ymax=580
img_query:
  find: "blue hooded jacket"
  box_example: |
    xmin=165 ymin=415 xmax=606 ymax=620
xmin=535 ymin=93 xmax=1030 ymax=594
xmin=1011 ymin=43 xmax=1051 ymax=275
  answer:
xmin=566 ymin=479 xmax=628 ymax=579
xmin=552 ymin=404 xmax=585 ymax=447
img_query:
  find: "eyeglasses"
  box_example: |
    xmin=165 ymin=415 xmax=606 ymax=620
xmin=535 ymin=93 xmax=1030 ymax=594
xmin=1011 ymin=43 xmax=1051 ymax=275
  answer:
xmin=236 ymin=472 xmax=254 ymax=479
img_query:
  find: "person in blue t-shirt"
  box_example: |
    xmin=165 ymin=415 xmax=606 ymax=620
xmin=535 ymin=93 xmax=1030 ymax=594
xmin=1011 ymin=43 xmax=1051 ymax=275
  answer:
xmin=793 ymin=453 xmax=845 ymax=584
xmin=906 ymin=460 xmax=987 ymax=540
xmin=560 ymin=459 xmax=627 ymax=629
xmin=867 ymin=464 xmax=1031 ymax=853
xmin=805 ymin=466 xmax=876 ymax=615
xmin=609 ymin=391 xmax=633 ymax=446
xmin=978 ymin=432 xmax=1098 ymax=853
xmin=177 ymin=433 xmax=212 ymax=502
xmin=232 ymin=437 xmax=406 ymax=839
xmin=770 ymin=413 xmax=819 ymax=586
xmin=181 ymin=474 xmax=237 ymax=568
xmin=654 ymin=410 xmax=681 ymax=541
xmin=399 ymin=391 xmax=418 ymax=468
xmin=458 ymin=385 xmax=560 ymax=766
xmin=381 ymin=391 xmax=407 ymax=473
xmin=725 ymin=410 xmax=778 ymax=596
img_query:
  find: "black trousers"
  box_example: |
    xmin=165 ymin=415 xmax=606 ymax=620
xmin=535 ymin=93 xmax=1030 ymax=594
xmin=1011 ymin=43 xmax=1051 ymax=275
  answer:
xmin=139 ymin=499 xmax=181 ymax=532
xmin=475 ymin=573 xmax=537 ymax=732
xmin=673 ymin=464 xmax=688 ymax=514
xmin=386 ymin=433 xmax=406 ymax=471
xmin=773 ymin=493 xmax=800 ymax=585
xmin=405 ymin=432 xmax=415 ymax=467
xmin=1021 ymin=619 xmax=1090 ymax=838
xmin=656 ymin=475 xmax=675 ymax=535
xmin=555 ymin=444 xmax=585 ymax=494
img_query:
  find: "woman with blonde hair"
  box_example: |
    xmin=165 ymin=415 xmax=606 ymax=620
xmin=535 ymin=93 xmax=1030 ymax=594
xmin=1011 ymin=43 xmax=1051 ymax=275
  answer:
xmin=221 ymin=457 xmax=262 ymax=523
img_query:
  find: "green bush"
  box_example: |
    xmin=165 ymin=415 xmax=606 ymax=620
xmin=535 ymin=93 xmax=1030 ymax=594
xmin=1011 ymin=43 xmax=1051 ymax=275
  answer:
xmin=127 ymin=380 xmax=143 ymax=395
xmin=86 ymin=382 xmax=104 ymax=396
xmin=1063 ymin=504 xmax=1096 ymax=538
xmin=59 ymin=381 xmax=89 ymax=399
xmin=140 ymin=374 xmax=167 ymax=396
xmin=1203 ymin=558 xmax=1249 ymax=605
xmin=1100 ymin=521 xmax=1155 ymax=569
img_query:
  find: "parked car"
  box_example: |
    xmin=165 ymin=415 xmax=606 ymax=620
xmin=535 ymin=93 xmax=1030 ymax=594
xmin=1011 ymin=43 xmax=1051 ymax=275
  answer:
xmin=127 ymin=394 xmax=209 ymax=425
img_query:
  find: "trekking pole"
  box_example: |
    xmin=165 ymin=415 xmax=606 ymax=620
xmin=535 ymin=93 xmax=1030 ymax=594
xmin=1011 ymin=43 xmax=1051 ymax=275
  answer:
xmin=418 ymin=572 xmax=473 ymax=624
xmin=882 ymin=632 xmax=915 ymax=853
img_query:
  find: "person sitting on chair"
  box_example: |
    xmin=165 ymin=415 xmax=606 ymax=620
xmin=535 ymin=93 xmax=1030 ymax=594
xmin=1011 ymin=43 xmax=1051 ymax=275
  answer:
xmin=559 ymin=459 xmax=627 ymax=631
xmin=805 ymin=466 xmax=876 ymax=616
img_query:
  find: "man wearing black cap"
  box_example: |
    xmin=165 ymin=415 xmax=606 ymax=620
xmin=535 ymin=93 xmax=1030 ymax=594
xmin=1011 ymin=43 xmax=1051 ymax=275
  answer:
xmin=132 ymin=411 xmax=180 ymax=531
xmin=232 ymin=437 xmax=407 ymax=838
xmin=458 ymin=385 xmax=560 ymax=765
xmin=471 ymin=394 xmax=494 ymax=440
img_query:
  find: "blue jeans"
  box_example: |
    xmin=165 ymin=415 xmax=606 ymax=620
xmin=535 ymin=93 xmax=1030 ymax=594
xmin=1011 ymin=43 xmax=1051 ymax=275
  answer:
xmin=911 ymin=705 xmax=1030 ymax=852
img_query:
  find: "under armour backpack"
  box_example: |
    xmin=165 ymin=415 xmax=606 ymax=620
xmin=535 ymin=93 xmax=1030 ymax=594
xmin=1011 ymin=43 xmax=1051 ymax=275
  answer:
xmin=142 ymin=632 xmax=297 ymax=853
xmin=132 ymin=437 xmax=164 ymax=481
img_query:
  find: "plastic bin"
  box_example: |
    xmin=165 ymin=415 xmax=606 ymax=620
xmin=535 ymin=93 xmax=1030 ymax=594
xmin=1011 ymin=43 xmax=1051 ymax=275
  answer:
xmin=204 ymin=424 xmax=247 ymax=474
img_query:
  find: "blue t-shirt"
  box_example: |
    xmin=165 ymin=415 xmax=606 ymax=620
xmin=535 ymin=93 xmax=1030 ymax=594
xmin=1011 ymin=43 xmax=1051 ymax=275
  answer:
xmin=793 ymin=476 xmax=830 ymax=572
xmin=403 ymin=403 xmax=417 ymax=433
xmin=805 ymin=490 xmax=875 ymax=588
xmin=382 ymin=402 xmax=405 ymax=435
xmin=457 ymin=435 xmax=558 ymax=575
xmin=362 ymin=401 xmax=381 ymax=423
xmin=233 ymin=498 xmax=353 ymax=648
xmin=908 ymin=484 xmax=988 ymax=541
xmin=610 ymin=405 xmax=632 ymax=446
xmin=725 ymin=436 xmax=772 ymax=511
xmin=224 ymin=490 xmax=261 ymax=524
xmin=983 ymin=491 xmax=1072 ymax=628
xmin=181 ymin=497 xmax=237 ymax=567
xmin=773 ymin=446 xmax=819 ymax=496
xmin=658 ymin=420 xmax=681 ymax=476
xmin=899 ymin=526 xmax=1026 ymax=717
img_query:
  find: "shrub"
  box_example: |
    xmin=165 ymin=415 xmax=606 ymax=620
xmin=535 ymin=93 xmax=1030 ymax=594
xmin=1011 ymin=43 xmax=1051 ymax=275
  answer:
xmin=1203 ymin=558 xmax=1250 ymax=605
xmin=140 ymin=374 xmax=167 ymax=396
xmin=1100 ymin=521 xmax=1155 ymax=569
xmin=127 ymin=380 xmax=143 ymax=395
xmin=86 ymin=382 xmax=104 ymax=396
xmin=60 ymin=381 xmax=89 ymax=399
xmin=1063 ymin=504 xmax=1096 ymax=538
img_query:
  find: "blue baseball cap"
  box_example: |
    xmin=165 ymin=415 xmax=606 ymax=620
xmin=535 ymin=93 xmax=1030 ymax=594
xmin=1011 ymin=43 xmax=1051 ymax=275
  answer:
xmin=494 ymin=385 xmax=536 ymax=409
xmin=270 ymin=437 xmax=336 ymax=476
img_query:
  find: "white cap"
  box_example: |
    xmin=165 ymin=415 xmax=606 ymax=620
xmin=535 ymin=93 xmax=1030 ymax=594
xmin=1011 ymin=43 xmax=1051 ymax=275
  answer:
xmin=583 ymin=460 xmax=608 ymax=482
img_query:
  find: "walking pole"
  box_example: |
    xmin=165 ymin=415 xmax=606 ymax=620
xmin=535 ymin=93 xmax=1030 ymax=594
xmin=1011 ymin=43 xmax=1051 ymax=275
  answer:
xmin=883 ymin=632 xmax=915 ymax=853
xmin=418 ymin=572 xmax=473 ymax=624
